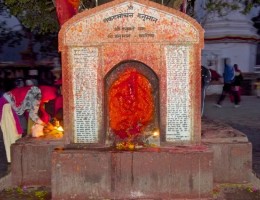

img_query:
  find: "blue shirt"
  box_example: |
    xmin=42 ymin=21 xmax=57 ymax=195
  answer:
xmin=223 ymin=64 xmax=235 ymax=83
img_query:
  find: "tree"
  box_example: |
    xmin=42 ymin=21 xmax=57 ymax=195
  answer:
xmin=187 ymin=0 xmax=260 ymax=25
xmin=1 ymin=0 xmax=259 ymax=57
xmin=0 ymin=1 xmax=24 ymax=54
xmin=4 ymin=0 xmax=59 ymax=34
xmin=0 ymin=0 xmax=59 ymax=58
xmin=3 ymin=0 xmax=260 ymax=34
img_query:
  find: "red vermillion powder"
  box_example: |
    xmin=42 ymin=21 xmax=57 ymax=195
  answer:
xmin=109 ymin=68 xmax=154 ymax=139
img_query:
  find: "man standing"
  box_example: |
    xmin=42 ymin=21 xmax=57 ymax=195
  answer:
xmin=215 ymin=58 xmax=236 ymax=107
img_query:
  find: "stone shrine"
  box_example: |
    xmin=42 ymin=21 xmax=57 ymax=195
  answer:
xmin=9 ymin=1 xmax=254 ymax=198
xmin=6 ymin=0 xmax=252 ymax=200
xmin=60 ymin=0 xmax=203 ymax=146
xmin=53 ymin=0 xmax=212 ymax=199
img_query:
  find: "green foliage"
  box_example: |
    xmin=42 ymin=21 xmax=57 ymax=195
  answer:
xmin=243 ymin=0 xmax=260 ymax=14
xmin=34 ymin=190 xmax=48 ymax=200
xmin=4 ymin=0 xmax=59 ymax=34
xmin=0 ymin=1 xmax=58 ymax=57
xmin=16 ymin=187 xmax=24 ymax=194
xmin=205 ymin=0 xmax=260 ymax=16
xmin=1 ymin=0 xmax=259 ymax=56
xmin=205 ymin=0 xmax=240 ymax=16
xmin=3 ymin=0 xmax=260 ymax=34
xmin=0 ymin=187 xmax=51 ymax=200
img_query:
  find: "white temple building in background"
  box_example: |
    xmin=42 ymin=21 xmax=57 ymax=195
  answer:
xmin=194 ymin=1 xmax=260 ymax=94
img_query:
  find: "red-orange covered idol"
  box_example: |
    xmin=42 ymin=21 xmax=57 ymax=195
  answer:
xmin=109 ymin=68 xmax=154 ymax=139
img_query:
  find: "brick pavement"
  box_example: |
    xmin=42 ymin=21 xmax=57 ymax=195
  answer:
xmin=204 ymin=95 xmax=260 ymax=177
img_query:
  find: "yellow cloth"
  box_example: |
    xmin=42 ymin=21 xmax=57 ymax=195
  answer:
xmin=0 ymin=104 xmax=21 ymax=162
xmin=27 ymin=118 xmax=34 ymax=136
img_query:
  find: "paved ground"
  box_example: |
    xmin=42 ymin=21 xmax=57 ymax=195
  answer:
xmin=203 ymin=95 xmax=260 ymax=177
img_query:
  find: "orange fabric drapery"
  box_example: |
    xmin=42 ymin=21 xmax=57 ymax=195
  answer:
xmin=56 ymin=0 xmax=80 ymax=26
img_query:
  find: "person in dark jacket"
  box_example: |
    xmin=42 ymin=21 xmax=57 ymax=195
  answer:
xmin=232 ymin=64 xmax=243 ymax=105
xmin=215 ymin=58 xmax=240 ymax=108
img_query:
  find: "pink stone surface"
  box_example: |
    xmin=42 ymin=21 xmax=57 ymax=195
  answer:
xmin=51 ymin=147 xmax=213 ymax=199
xmin=202 ymin=118 xmax=248 ymax=143
xmin=11 ymin=138 xmax=64 ymax=187
xmin=52 ymin=150 xmax=112 ymax=199
xmin=59 ymin=0 xmax=204 ymax=145
xmin=59 ymin=1 xmax=203 ymax=47
xmin=208 ymin=143 xmax=252 ymax=183
xmin=10 ymin=119 xmax=252 ymax=189
xmin=202 ymin=119 xmax=252 ymax=183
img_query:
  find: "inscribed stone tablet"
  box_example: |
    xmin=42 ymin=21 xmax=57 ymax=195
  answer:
xmin=71 ymin=47 xmax=99 ymax=143
xmin=165 ymin=45 xmax=191 ymax=141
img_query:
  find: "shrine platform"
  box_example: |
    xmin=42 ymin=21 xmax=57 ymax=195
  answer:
xmin=51 ymin=145 xmax=213 ymax=199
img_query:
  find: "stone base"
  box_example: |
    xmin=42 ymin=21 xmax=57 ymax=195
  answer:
xmin=11 ymin=137 xmax=64 ymax=187
xmin=202 ymin=118 xmax=252 ymax=183
xmin=51 ymin=146 xmax=213 ymax=200
xmin=9 ymin=119 xmax=254 ymax=199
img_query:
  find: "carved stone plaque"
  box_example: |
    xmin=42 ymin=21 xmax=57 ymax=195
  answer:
xmin=71 ymin=47 xmax=99 ymax=143
xmin=165 ymin=45 xmax=191 ymax=141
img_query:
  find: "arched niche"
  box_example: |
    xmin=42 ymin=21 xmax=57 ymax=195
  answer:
xmin=104 ymin=60 xmax=160 ymax=145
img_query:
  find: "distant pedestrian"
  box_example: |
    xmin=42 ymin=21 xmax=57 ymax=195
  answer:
xmin=232 ymin=64 xmax=243 ymax=104
xmin=215 ymin=58 xmax=240 ymax=108
xmin=254 ymin=78 xmax=260 ymax=98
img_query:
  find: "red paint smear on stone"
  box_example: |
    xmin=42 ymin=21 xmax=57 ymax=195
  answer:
xmin=109 ymin=68 xmax=154 ymax=139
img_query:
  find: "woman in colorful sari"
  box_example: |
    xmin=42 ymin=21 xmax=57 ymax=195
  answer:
xmin=0 ymin=85 xmax=57 ymax=163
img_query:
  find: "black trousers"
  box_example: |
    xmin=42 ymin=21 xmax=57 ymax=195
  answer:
xmin=217 ymin=83 xmax=240 ymax=105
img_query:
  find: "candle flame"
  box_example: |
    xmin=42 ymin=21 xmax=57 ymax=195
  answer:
xmin=153 ymin=130 xmax=159 ymax=137
xmin=57 ymin=126 xmax=64 ymax=132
